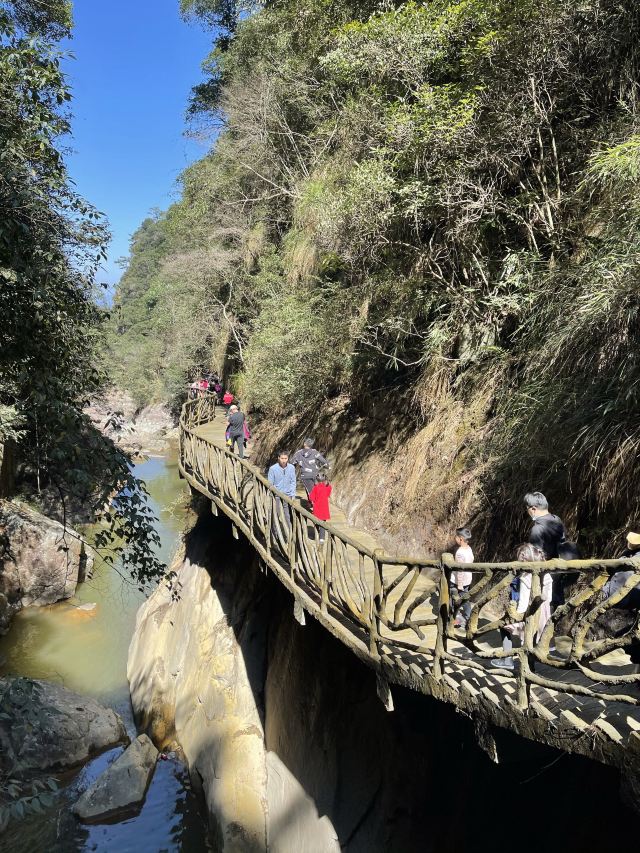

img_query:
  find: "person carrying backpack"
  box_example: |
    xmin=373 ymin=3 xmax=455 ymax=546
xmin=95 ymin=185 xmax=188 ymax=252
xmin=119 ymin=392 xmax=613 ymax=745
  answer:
xmin=291 ymin=438 xmax=328 ymax=497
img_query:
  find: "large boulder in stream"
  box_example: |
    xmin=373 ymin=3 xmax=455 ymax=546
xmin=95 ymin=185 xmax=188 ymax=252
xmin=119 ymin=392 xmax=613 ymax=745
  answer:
xmin=0 ymin=499 xmax=92 ymax=633
xmin=72 ymin=734 xmax=158 ymax=822
xmin=0 ymin=677 xmax=128 ymax=772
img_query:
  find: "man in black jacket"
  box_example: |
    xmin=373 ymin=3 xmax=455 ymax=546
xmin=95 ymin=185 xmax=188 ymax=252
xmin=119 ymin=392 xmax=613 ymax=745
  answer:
xmin=524 ymin=491 xmax=566 ymax=558
xmin=291 ymin=438 xmax=328 ymax=497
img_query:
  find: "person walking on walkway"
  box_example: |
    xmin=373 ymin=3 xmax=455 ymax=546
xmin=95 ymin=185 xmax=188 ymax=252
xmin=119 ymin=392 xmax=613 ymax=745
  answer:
xmin=309 ymin=472 xmax=332 ymax=543
xmin=226 ymin=405 xmax=245 ymax=459
xmin=491 ymin=543 xmax=551 ymax=670
xmin=268 ymin=451 xmax=296 ymax=530
xmin=450 ymin=527 xmax=474 ymax=629
xmin=604 ymin=531 xmax=640 ymax=606
xmin=223 ymin=390 xmax=235 ymax=411
xmin=525 ymin=491 xmax=566 ymax=558
xmin=291 ymin=438 xmax=328 ymax=498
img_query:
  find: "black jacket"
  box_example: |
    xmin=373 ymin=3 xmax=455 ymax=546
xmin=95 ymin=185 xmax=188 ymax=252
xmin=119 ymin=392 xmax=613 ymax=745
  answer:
xmin=291 ymin=447 xmax=328 ymax=480
xmin=529 ymin=513 xmax=566 ymax=559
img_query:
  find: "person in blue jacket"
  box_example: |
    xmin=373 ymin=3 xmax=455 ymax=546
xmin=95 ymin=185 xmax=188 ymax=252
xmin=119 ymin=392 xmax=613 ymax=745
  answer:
xmin=268 ymin=451 xmax=296 ymax=529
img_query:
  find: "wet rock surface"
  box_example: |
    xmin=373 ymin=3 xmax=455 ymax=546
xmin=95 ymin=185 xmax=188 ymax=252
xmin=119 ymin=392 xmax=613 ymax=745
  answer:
xmin=0 ymin=677 xmax=128 ymax=772
xmin=72 ymin=734 xmax=158 ymax=822
xmin=0 ymin=499 xmax=91 ymax=633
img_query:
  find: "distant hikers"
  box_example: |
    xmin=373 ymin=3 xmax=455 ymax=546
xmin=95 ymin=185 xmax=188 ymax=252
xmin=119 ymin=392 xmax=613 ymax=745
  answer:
xmin=525 ymin=491 xmax=566 ymax=558
xmin=309 ymin=472 xmax=332 ymax=543
xmin=291 ymin=438 xmax=328 ymax=497
xmin=268 ymin=451 xmax=296 ymax=529
xmin=491 ymin=543 xmax=551 ymax=670
xmin=222 ymin=390 xmax=235 ymax=410
xmin=226 ymin=405 xmax=246 ymax=459
xmin=450 ymin=527 xmax=474 ymax=629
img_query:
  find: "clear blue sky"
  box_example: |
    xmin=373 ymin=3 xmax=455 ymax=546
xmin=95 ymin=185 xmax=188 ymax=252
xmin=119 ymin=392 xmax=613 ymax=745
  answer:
xmin=63 ymin=1 xmax=214 ymax=287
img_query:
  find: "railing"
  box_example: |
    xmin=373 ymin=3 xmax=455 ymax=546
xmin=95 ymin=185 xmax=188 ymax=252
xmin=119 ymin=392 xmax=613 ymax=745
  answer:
xmin=179 ymin=398 xmax=640 ymax=713
xmin=183 ymin=390 xmax=218 ymax=426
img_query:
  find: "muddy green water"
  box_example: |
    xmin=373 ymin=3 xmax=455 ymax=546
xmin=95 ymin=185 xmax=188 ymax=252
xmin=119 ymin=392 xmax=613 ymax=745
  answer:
xmin=0 ymin=452 xmax=211 ymax=853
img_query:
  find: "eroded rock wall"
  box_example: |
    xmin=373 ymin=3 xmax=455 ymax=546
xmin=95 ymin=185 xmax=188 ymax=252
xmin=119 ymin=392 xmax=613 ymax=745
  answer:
xmin=127 ymin=509 xmax=270 ymax=851
xmin=128 ymin=507 xmax=640 ymax=852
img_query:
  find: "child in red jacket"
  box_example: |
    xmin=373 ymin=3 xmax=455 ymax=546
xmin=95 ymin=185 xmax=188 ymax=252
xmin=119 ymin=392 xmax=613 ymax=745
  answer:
xmin=309 ymin=472 xmax=331 ymax=543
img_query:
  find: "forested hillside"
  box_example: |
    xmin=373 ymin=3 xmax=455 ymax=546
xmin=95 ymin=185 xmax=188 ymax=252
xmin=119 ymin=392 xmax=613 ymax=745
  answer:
xmin=110 ymin=0 xmax=640 ymax=553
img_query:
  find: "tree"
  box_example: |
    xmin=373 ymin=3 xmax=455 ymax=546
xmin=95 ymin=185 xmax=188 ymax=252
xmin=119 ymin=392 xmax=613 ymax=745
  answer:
xmin=0 ymin=0 xmax=164 ymax=585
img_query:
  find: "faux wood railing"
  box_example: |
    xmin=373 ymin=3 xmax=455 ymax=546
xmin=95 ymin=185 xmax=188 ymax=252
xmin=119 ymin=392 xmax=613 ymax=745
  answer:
xmin=178 ymin=398 xmax=640 ymax=716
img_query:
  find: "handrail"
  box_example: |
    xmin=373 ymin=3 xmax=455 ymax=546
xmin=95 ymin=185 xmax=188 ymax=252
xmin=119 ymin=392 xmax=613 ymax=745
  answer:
xmin=179 ymin=396 xmax=640 ymax=717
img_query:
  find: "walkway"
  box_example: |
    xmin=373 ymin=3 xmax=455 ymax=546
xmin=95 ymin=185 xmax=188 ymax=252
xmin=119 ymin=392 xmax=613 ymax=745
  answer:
xmin=179 ymin=398 xmax=640 ymax=773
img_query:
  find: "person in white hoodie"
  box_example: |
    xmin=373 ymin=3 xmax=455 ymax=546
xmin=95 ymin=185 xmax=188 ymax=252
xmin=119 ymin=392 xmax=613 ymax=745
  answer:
xmin=450 ymin=527 xmax=474 ymax=629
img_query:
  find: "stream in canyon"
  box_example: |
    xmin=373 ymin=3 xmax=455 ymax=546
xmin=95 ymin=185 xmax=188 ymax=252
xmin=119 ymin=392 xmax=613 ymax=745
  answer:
xmin=0 ymin=451 xmax=211 ymax=853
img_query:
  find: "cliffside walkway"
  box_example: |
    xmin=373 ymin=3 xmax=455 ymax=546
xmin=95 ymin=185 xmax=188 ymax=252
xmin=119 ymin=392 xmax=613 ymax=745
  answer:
xmin=179 ymin=396 xmax=640 ymax=773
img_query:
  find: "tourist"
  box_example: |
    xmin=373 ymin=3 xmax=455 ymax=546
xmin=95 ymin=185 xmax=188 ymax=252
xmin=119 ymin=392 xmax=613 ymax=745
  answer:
xmin=226 ymin=405 xmax=246 ymax=459
xmin=268 ymin=451 xmax=296 ymax=529
xmin=525 ymin=491 xmax=566 ymax=558
xmin=491 ymin=543 xmax=551 ymax=670
xmin=222 ymin=390 xmax=235 ymax=411
xmin=308 ymin=472 xmax=332 ymax=543
xmin=450 ymin=527 xmax=474 ymax=629
xmin=604 ymin=531 xmax=640 ymax=607
xmin=291 ymin=438 xmax=329 ymax=498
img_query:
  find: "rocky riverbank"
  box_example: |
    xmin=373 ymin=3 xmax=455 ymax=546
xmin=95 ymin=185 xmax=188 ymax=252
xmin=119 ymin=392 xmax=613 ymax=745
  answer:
xmin=0 ymin=499 xmax=91 ymax=634
xmin=86 ymin=389 xmax=177 ymax=456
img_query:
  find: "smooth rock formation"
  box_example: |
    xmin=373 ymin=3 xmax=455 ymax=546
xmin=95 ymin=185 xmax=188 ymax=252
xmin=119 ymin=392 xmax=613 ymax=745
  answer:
xmin=128 ymin=517 xmax=269 ymax=851
xmin=0 ymin=677 xmax=128 ymax=772
xmin=0 ymin=499 xmax=92 ymax=632
xmin=73 ymin=734 xmax=158 ymax=822
xmin=86 ymin=390 xmax=177 ymax=455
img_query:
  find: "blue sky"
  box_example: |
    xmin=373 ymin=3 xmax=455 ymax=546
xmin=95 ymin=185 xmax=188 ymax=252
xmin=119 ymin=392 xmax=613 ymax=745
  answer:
xmin=63 ymin=1 xmax=214 ymax=287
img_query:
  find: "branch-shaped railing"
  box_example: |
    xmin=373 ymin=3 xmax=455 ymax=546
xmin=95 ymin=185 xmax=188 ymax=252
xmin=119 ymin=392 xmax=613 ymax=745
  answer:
xmin=179 ymin=398 xmax=640 ymax=712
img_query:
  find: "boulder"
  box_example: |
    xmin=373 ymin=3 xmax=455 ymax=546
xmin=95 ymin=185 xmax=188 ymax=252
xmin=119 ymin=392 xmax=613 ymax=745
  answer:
xmin=0 ymin=677 xmax=128 ymax=772
xmin=72 ymin=734 xmax=158 ymax=822
xmin=0 ymin=499 xmax=92 ymax=632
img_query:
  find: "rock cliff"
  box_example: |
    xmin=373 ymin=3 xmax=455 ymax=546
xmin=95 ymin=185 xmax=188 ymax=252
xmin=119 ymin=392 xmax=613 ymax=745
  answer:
xmin=0 ymin=499 xmax=91 ymax=633
xmin=128 ymin=506 xmax=640 ymax=852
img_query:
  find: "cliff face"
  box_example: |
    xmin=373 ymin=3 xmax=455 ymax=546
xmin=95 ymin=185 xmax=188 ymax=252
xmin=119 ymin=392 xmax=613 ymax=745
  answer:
xmin=127 ymin=509 xmax=270 ymax=851
xmin=128 ymin=505 xmax=640 ymax=852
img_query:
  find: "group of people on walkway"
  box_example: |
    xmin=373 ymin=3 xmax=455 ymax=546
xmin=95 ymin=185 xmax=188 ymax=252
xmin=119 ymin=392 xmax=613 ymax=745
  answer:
xmin=266 ymin=440 xmax=332 ymax=541
xmin=220 ymin=393 xmax=332 ymax=538
xmin=449 ymin=491 xmax=640 ymax=670
xmin=204 ymin=377 xmax=640 ymax=673
xmin=189 ymin=373 xmax=238 ymax=408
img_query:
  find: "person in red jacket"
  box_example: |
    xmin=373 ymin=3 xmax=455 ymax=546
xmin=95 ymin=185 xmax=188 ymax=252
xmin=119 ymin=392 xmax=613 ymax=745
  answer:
xmin=308 ymin=472 xmax=332 ymax=543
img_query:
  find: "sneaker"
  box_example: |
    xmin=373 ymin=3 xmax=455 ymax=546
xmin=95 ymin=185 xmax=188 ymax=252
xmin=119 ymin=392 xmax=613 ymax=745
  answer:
xmin=490 ymin=658 xmax=515 ymax=670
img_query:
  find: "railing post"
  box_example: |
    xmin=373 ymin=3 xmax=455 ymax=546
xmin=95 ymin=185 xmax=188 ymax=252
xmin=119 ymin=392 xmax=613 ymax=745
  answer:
xmin=518 ymin=569 xmax=540 ymax=710
xmin=321 ymin=533 xmax=332 ymax=613
xmin=370 ymin=549 xmax=385 ymax=661
xmin=288 ymin=507 xmax=297 ymax=580
xmin=434 ymin=556 xmax=451 ymax=681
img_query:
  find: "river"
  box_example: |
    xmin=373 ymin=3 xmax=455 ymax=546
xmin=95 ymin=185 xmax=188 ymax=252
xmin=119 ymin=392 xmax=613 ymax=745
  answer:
xmin=0 ymin=451 xmax=211 ymax=852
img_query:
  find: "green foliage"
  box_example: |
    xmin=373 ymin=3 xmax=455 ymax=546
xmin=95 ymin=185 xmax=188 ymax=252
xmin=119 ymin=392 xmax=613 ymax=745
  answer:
xmin=0 ymin=679 xmax=59 ymax=832
xmin=111 ymin=0 xmax=640 ymax=543
xmin=0 ymin=1 xmax=164 ymax=584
